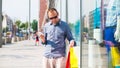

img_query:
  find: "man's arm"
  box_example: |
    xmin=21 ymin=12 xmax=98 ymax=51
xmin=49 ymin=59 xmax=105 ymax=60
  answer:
xmin=65 ymin=23 xmax=76 ymax=47
xmin=39 ymin=26 xmax=46 ymax=44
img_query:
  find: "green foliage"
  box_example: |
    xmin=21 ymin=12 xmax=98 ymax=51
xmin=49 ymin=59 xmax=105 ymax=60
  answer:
xmin=20 ymin=23 xmax=25 ymax=29
xmin=15 ymin=20 xmax=21 ymax=28
xmin=24 ymin=21 xmax=28 ymax=30
xmin=14 ymin=19 xmax=38 ymax=32
xmin=31 ymin=19 xmax=38 ymax=31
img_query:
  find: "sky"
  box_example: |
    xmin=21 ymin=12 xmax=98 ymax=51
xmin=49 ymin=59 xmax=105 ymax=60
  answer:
xmin=2 ymin=0 xmax=99 ymax=23
xmin=83 ymin=0 xmax=96 ymax=15
xmin=2 ymin=0 xmax=39 ymax=23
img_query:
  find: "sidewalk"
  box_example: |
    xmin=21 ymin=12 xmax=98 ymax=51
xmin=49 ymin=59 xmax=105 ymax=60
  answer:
xmin=0 ymin=39 xmax=108 ymax=68
xmin=82 ymin=42 xmax=107 ymax=68
xmin=0 ymin=39 xmax=44 ymax=68
xmin=0 ymin=39 xmax=80 ymax=68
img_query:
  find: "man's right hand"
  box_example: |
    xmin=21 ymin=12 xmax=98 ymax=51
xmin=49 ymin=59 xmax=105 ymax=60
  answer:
xmin=39 ymin=32 xmax=45 ymax=43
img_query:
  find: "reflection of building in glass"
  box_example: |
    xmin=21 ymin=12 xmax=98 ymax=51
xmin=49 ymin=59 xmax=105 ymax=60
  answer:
xmin=105 ymin=0 xmax=116 ymax=27
xmin=94 ymin=8 xmax=101 ymax=28
xmin=83 ymin=4 xmax=107 ymax=38
xmin=105 ymin=0 xmax=120 ymax=27
xmin=89 ymin=7 xmax=107 ymax=29
xmin=88 ymin=11 xmax=94 ymax=38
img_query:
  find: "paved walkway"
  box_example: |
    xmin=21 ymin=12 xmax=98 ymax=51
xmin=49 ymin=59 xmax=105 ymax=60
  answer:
xmin=0 ymin=39 xmax=108 ymax=68
xmin=0 ymin=39 xmax=80 ymax=68
xmin=82 ymin=42 xmax=107 ymax=68
xmin=0 ymin=39 xmax=44 ymax=68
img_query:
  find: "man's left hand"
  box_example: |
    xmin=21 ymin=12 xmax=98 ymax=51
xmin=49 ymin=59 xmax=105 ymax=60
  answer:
xmin=69 ymin=40 xmax=75 ymax=47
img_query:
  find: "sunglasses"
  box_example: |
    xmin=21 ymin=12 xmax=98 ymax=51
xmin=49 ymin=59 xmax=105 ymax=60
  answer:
xmin=49 ymin=16 xmax=58 ymax=20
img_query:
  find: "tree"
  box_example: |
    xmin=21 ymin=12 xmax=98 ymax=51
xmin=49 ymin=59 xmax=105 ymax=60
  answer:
xmin=31 ymin=19 xmax=38 ymax=31
xmin=24 ymin=21 xmax=28 ymax=30
xmin=15 ymin=20 xmax=21 ymax=28
xmin=20 ymin=23 xmax=25 ymax=29
xmin=15 ymin=20 xmax=21 ymax=33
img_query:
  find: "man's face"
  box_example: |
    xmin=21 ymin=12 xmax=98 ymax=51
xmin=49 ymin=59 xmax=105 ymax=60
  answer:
xmin=48 ymin=10 xmax=59 ymax=24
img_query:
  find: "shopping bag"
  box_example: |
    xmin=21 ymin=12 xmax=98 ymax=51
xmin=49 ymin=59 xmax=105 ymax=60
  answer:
xmin=70 ymin=47 xmax=78 ymax=68
xmin=111 ymin=47 xmax=120 ymax=66
xmin=66 ymin=51 xmax=70 ymax=68
xmin=66 ymin=47 xmax=78 ymax=68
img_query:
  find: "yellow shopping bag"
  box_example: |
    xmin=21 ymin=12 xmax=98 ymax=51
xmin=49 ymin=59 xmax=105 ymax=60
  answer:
xmin=111 ymin=47 xmax=120 ymax=66
xmin=70 ymin=47 xmax=78 ymax=68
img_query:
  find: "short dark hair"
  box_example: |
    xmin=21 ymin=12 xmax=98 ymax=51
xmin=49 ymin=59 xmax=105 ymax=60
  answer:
xmin=47 ymin=8 xmax=58 ymax=17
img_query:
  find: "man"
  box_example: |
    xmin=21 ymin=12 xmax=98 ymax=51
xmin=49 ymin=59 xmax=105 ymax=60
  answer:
xmin=40 ymin=8 xmax=76 ymax=68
